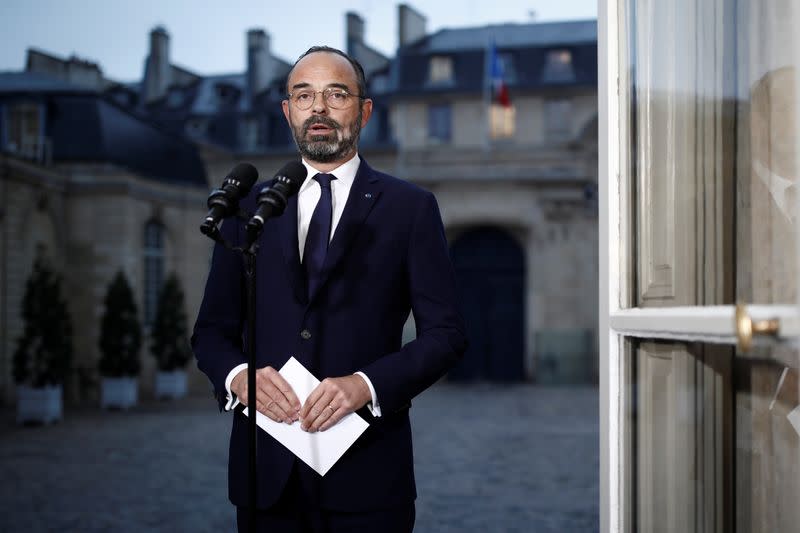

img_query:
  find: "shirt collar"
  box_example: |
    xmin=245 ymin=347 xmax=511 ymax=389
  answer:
xmin=299 ymin=153 xmax=361 ymax=194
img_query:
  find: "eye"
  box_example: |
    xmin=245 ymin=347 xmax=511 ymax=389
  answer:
xmin=329 ymin=90 xmax=347 ymax=101
xmin=295 ymin=92 xmax=313 ymax=102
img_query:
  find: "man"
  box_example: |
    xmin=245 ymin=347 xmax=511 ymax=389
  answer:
xmin=192 ymin=46 xmax=467 ymax=532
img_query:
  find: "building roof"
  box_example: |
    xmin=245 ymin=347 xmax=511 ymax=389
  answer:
xmin=48 ymin=95 xmax=207 ymax=187
xmin=391 ymin=19 xmax=598 ymax=94
xmin=0 ymin=71 xmax=93 ymax=94
xmin=407 ymin=19 xmax=597 ymax=52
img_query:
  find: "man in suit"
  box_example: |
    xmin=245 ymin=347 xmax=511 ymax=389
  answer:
xmin=192 ymin=46 xmax=467 ymax=532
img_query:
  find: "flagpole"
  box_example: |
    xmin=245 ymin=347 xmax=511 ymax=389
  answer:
xmin=483 ymin=32 xmax=492 ymax=153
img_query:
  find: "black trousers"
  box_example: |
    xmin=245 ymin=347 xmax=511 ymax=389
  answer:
xmin=236 ymin=464 xmax=415 ymax=533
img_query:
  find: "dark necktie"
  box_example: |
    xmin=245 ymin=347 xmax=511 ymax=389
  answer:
xmin=304 ymin=173 xmax=336 ymax=298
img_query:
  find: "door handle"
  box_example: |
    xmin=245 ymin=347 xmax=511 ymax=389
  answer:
xmin=735 ymin=303 xmax=780 ymax=352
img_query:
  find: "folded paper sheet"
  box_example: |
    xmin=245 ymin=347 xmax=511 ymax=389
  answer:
xmin=243 ymin=357 xmax=369 ymax=476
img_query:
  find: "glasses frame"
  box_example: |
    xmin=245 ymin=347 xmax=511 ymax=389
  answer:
xmin=286 ymin=87 xmax=367 ymax=110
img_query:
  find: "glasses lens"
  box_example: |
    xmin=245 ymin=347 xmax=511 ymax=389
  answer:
xmin=325 ymin=89 xmax=349 ymax=109
xmin=293 ymin=90 xmax=314 ymax=110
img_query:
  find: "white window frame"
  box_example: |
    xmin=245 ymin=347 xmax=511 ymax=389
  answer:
xmin=599 ymin=1 xmax=800 ymax=532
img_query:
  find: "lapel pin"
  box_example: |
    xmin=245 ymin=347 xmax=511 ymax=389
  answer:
xmin=364 ymin=193 xmax=373 ymax=199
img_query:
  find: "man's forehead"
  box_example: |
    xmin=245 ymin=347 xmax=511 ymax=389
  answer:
xmin=288 ymin=52 xmax=358 ymax=86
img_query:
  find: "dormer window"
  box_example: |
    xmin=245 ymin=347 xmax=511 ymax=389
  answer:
xmin=3 ymin=102 xmax=44 ymax=161
xmin=428 ymin=56 xmax=454 ymax=84
xmin=215 ymin=83 xmax=240 ymax=107
xmin=542 ymin=49 xmax=575 ymax=83
xmin=166 ymin=87 xmax=184 ymax=109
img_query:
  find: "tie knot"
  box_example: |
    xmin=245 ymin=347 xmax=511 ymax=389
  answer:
xmin=314 ymin=173 xmax=336 ymax=190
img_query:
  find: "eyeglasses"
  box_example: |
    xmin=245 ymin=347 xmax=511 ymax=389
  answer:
xmin=287 ymin=87 xmax=365 ymax=110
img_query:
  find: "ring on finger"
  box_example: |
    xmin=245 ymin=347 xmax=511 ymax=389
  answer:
xmin=266 ymin=400 xmax=275 ymax=410
xmin=326 ymin=404 xmax=335 ymax=414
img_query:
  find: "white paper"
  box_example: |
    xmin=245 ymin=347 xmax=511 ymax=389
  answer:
xmin=243 ymin=357 xmax=369 ymax=476
xmin=788 ymin=405 xmax=800 ymax=438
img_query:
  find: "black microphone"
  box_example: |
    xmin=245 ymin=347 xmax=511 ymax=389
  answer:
xmin=245 ymin=161 xmax=307 ymax=247
xmin=200 ymin=163 xmax=259 ymax=237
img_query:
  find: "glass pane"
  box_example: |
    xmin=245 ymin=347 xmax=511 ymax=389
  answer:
xmin=627 ymin=341 xmax=733 ymax=533
xmin=626 ymin=341 xmax=800 ymax=533
xmin=734 ymin=3 xmax=800 ymax=304
xmin=627 ymin=0 xmax=800 ymax=307
xmin=734 ymin=345 xmax=800 ymax=532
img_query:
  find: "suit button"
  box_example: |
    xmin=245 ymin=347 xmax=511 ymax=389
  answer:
xmin=300 ymin=329 xmax=312 ymax=340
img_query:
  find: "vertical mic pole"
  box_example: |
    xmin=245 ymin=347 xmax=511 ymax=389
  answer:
xmin=244 ymin=249 xmax=258 ymax=533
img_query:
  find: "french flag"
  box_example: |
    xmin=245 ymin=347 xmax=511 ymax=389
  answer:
xmin=490 ymin=40 xmax=510 ymax=107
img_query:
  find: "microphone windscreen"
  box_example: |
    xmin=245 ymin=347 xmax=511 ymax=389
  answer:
xmin=274 ymin=161 xmax=308 ymax=194
xmin=226 ymin=163 xmax=259 ymax=195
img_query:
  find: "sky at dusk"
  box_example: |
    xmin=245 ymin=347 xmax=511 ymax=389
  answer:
xmin=1 ymin=0 xmax=597 ymax=82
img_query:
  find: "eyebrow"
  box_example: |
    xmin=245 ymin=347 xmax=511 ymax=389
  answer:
xmin=289 ymin=82 xmax=353 ymax=92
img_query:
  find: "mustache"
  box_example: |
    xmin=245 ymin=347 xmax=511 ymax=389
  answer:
xmin=302 ymin=117 xmax=342 ymax=135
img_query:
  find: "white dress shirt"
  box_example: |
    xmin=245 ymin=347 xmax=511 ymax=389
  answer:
xmin=224 ymin=154 xmax=381 ymax=417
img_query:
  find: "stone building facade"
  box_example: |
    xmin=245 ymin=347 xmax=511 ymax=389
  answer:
xmin=0 ymin=5 xmax=598 ymax=404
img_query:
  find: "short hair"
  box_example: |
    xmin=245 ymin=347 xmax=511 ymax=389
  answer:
xmin=287 ymin=46 xmax=367 ymax=98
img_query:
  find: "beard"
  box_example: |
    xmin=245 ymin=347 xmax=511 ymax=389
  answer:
xmin=292 ymin=111 xmax=362 ymax=163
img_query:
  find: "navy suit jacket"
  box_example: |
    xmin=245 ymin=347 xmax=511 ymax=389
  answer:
xmin=192 ymin=159 xmax=467 ymax=511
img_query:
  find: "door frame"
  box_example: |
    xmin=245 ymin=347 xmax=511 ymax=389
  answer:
xmin=598 ymin=1 xmax=800 ymax=532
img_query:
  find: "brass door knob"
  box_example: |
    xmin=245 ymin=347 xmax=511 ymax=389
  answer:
xmin=735 ymin=303 xmax=780 ymax=352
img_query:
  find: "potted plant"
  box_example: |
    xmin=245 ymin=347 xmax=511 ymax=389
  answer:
xmin=98 ymin=271 xmax=142 ymax=409
xmin=13 ymin=252 xmax=73 ymax=424
xmin=151 ymin=273 xmax=192 ymax=399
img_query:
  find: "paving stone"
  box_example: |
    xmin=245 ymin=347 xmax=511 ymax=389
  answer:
xmin=0 ymin=384 xmax=598 ymax=532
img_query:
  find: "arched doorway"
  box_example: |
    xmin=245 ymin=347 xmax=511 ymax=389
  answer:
xmin=449 ymin=226 xmax=525 ymax=381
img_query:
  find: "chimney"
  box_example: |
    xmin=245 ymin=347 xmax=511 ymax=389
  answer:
xmin=346 ymin=12 xmax=365 ymax=55
xmin=143 ymin=26 xmax=171 ymax=103
xmin=247 ymin=29 xmax=272 ymax=99
xmin=398 ymin=4 xmax=427 ymax=48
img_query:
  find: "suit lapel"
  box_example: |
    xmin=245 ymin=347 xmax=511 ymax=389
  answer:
xmin=276 ymin=193 xmax=308 ymax=304
xmin=308 ymin=160 xmax=383 ymax=303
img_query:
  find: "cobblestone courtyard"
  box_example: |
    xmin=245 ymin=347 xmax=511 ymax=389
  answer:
xmin=0 ymin=384 xmax=598 ymax=532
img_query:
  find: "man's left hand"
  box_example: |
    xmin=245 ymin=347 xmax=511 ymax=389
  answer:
xmin=300 ymin=374 xmax=371 ymax=432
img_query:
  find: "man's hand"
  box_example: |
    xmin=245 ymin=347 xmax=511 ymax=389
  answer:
xmin=230 ymin=367 xmax=301 ymax=424
xmin=300 ymin=375 xmax=371 ymax=432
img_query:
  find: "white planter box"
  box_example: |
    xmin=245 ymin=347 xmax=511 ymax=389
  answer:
xmin=154 ymin=370 xmax=187 ymax=399
xmin=16 ymin=385 xmax=63 ymax=425
xmin=100 ymin=377 xmax=138 ymax=409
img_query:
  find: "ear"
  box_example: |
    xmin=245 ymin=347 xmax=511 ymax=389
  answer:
xmin=281 ymin=99 xmax=291 ymax=124
xmin=360 ymin=98 xmax=374 ymax=128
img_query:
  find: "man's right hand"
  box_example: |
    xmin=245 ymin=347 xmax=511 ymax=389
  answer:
xmin=230 ymin=367 xmax=301 ymax=424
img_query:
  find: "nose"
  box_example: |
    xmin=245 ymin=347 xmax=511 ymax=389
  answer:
xmin=311 ymin=92 xmax=328 ymax=114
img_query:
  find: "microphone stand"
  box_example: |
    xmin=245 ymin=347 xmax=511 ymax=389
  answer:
xmin=243 ymin=246 xmax=258 ymax=533
xmin=201 ymin=216 xmax=260 ymax=533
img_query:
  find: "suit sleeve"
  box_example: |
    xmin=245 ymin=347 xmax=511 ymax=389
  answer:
xmin=191 ymin=218 xmax=247 ymax=411
xmin=359 ymin=191 xmax=468 ymax=413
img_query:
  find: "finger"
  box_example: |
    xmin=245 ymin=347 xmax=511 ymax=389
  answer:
xmin=302 ymin=390 xmax=337 ymax=432
xmin=256 ymin=379 xmax=294 ymax=421
xmin=255 ymin=399 xmax=280 ymax=422
xmin=264 ymin=368 xmax=301 ymax=412
xmin=300 ymin=383 xmax=327 ymax=420
xmin=259 ymin=369 xmax=300 ymax=419
xmin=318 ymin=406 xmax=347 ymax=432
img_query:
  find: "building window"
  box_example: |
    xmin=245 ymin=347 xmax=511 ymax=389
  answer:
xmin=143 ymin=220 xmax=165 ymax=326
xmin=428 ymin=103 xmax=451 ymax=141
xmin=490 ymin=105 xmax=515 ymax=139
xmin=215 ymin=83 xmax=240 ymax=108
xmin=544 ymin=99 xmax=572 ymax=141
xmin=3 ymin=102 xmax=43 ymax=160
xmin=166 ymin=88 xmax=184 ymax=109
xmin=428 ymin=56 xmax=454 ymax=84
xmin=542 ymin=49 xmax=575 ymax=83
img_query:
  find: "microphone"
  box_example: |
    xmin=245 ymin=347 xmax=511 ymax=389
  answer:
xmin=245 ymin=161 xmax=307 ymax=247
xmin=200 ymin=163 xmax=259 ymax=237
